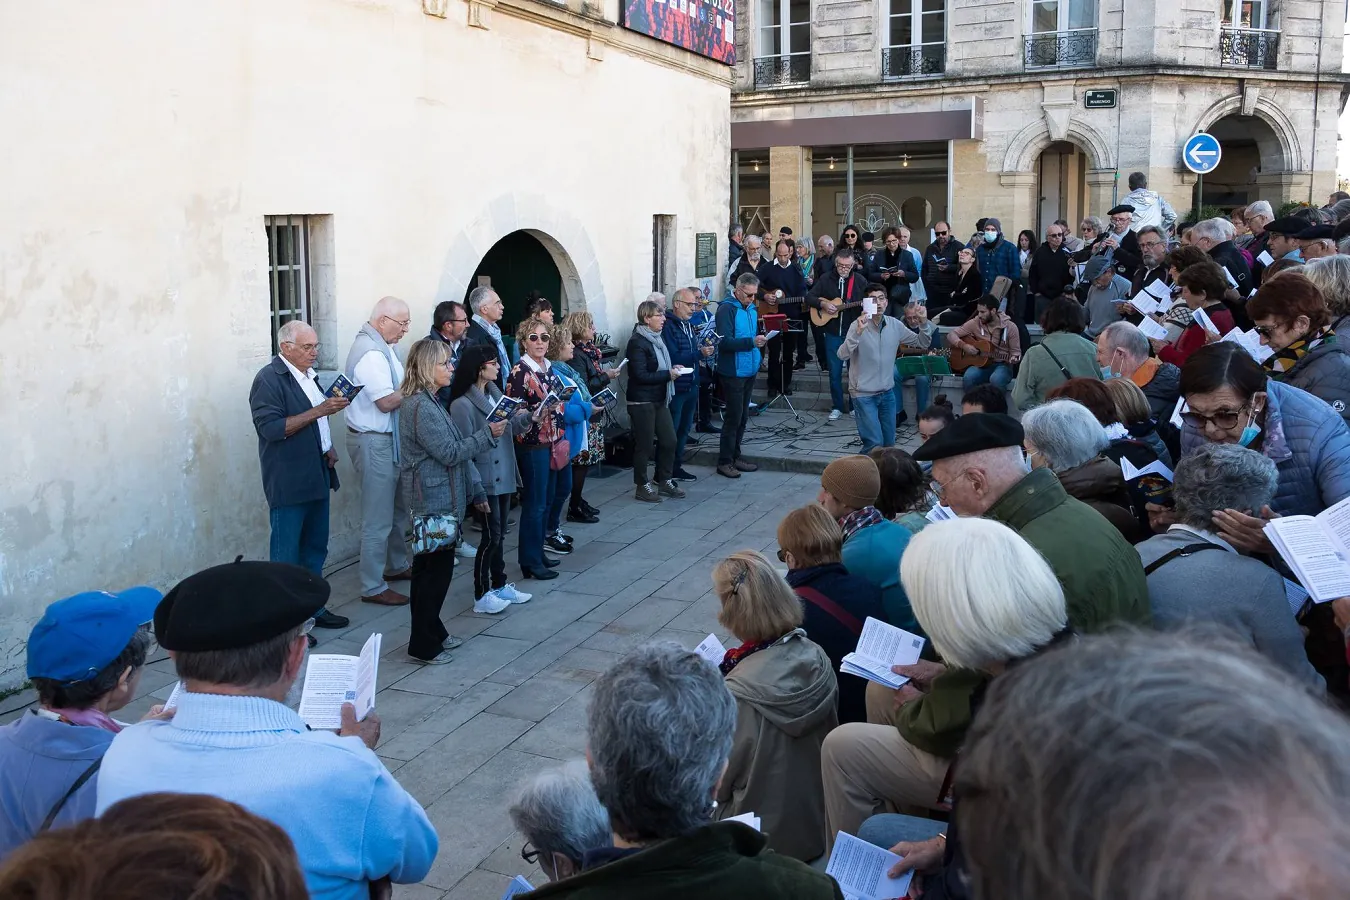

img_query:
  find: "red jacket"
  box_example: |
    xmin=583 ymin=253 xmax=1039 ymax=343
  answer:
xmin=1159 ymin=304 xmax=1234 ymax=368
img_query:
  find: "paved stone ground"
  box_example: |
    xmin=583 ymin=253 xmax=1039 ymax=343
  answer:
xmin=2 ymin=462 xmax=829 ymax=899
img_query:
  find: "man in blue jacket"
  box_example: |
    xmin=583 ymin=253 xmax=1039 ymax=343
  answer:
xmin=715 ymin=274 xmax=769 ymax=478
xmin=664 ymin=287 xmax=711 ymax=480
xmin=974 ymin=218 xmax=1021 ymax=302
xmin=249 ymin=320 xmax=350 ymax=633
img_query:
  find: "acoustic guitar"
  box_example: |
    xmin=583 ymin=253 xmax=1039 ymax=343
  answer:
xmin=809 ymin=299 xmax=869 ymax=329
xmin=756 ymin=291 xmax=806 ymax=319
xmin=946 ymin=338 xmax=996 ymax=373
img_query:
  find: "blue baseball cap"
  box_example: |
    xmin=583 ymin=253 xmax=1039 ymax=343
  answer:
xmin=27 ymin=587 xmax=163 ymax=683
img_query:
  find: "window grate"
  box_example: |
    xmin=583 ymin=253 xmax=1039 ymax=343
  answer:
xmin=266 ymin=215 xmax=312 ymax=354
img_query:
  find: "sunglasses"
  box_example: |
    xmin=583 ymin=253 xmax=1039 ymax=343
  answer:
xmin=934 ymin=231 xmax=948 ymax=236
xmin=776 ymin=549 xmax=788 ymax=562
xmin=1253 ymin=324 xmax=1277 ymax=337
xmin=526 ymin=333 xmax=551 ymax=343
xmin=844 ymin=233 xmax=857 ymax=239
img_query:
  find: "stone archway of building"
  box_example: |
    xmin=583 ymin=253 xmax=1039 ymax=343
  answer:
xmin=436 ymin=193 xmax=605 ymax=330
xmin=466 ymin=230 xmax=583 ymax=333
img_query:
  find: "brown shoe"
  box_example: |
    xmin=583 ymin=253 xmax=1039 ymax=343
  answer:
xmin=383 ymin=568 xmax=412 ymax=581
xmin=716 ymin=463 xmax=741 ymax=479
xmin=361 ymin=588 xmax=409 ymax=606
xmin=734 ymin=459 xmax=759 ymax=472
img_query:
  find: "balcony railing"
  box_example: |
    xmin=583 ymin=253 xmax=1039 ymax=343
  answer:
xmin=882 ymin=44 xmax=946 ymax=79
xmin=753 ymin=53 xmax=811 ymax=88
xmin=1024 ymin=28 xmax=1098 ymax=70
xmin=1219 ymin=26 xmax=1279 ymax=70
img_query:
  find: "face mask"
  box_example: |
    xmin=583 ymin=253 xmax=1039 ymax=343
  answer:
xmin=1020 ymin=452 xmax=1034 ymax=474
xmin=1286 ymin=248 xmax=1303 ymax=261
xmin=1100 ymin=365 xmax=1119 ymax=380
xmin=1238 ymin=407 xmax=1262 ymax=448
xmin=983 ymin=231 xmax=998 ymax=243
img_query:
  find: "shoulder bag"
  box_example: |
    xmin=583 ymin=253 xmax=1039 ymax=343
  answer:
xmin=39 ymin=757 xmax=102 ymax=833
xmin=1039 ymin=341 xmax=1073 ymax=380
xmin=1143 ymin=542 xmax=1223 ymax=575
xmin=409 ymin=396 xmax=460 ymax=555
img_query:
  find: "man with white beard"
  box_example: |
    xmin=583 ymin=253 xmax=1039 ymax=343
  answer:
xmin=95 ymin=560 xmax=437 ymax=900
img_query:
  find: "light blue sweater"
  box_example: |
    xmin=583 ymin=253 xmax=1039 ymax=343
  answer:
xmin=95 ymin=691 xmax=438 ymax=900
xmin=841 ymin=519 xmax=917 ymax=634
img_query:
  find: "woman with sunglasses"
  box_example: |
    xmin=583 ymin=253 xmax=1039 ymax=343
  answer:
xmin=1176 ymin=343 xmax=1350 ymax=554
xmin=1245 ymin=272 xmax=1350 ymax=426
xmin=837 ymin=224 xmax=863 ymax=268
xmin=505 ymin=318 xmax=567 ymax=580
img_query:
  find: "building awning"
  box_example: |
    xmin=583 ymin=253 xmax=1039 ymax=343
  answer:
xmin=731 ymin=98 xmax=984 ymax=150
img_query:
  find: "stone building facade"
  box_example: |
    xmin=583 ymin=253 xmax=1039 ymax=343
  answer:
xmin=0 ymin=0 xmax=731 ymax=687
xmin=731 ymin=0 xmax=1349 ymax=249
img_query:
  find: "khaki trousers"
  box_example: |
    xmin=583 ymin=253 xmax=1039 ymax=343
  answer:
xmin=819 ymin=682 xmax=951 ymax=855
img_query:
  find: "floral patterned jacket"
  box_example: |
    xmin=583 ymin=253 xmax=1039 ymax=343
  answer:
xmin=505 ymin=357 xmax=565 ymax=448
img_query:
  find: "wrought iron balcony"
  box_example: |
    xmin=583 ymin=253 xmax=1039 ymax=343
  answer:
xmin=1219 ymin=27 xmax=1279 ymax=70
xmin=1024 ymin=28 xmax=1098 ymax=70
xmin=752 ymin=54 xmax=811 ymax=88
xmin=882 ymin=44 xmax=946 ymax=79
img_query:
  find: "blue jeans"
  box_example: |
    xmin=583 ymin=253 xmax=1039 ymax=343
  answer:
xmin=895 ymin=370 xmax=931 ymax=414
xmin=270 ymin=498 xmax=330 ymax=613
xmin=669 ymin=389 xmax=697 ymax=465
xmin=823 ymin=333 xmax=847 ymax=412
xmin=546 ymin=462 xmax=573 ymax=534
xmin=962 ymin=362 xmax=1013 ymax=393
xmin=857 ymin=814 xmax=946 ymax=851
xmin=516 ymin=447 xmax=555 ymax=570
xmin=853 ymin=391 xmax=897 ymax=453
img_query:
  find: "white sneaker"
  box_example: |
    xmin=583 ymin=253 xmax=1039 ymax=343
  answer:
xmin=828 ymin=409 xmax=842 ymax=421
xmin=473 ymin=591 xmax=512 ymax=614
xmin=456 ymin=541 xmax=478 ymax=559
xmin=409 ymin=649 xmax=455 ymax=665
xmin=496 ymin=583 xmax=532 ymax=604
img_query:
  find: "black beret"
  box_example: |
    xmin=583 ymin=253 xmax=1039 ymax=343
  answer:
xmin=779 ymin=226 xmax=793 ymax=235
xmin=1107 ymin=204 xmax=1136 ymax=216
xmin=1334 ymin=218 xmax=1350 ymax=243
xmin=1265 ymin=216 xmax=1308 ymax=236
xmin=912 ymin=413 xmax=1025 ymax=462
xmin=154 ymin=559 xmax=329 ymax=652
xmin=1296 ymin=224 xmax=1335 ymax=241
xmin=861 ymin=231 xmax=875 ymax=242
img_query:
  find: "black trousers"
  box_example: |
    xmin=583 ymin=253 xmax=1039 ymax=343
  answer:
xmin=697 ymin=371 xmax=716 ymax=427
xmin=473 ymin=494 xmax=509 ymax=600
xmin=766 ymin=333 xmax=795 ymax=394
xmin=408 ymin=548 xmax=454 ymax=660
xmin=718 ymin=374 xmax=754 ymax=465
xmin=629 ymin=402 xmax=676 ymax=485
xmin=570 ymin=463 xmax=591 ymax=509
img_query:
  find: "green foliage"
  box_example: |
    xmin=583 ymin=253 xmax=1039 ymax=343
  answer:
xmin=1184 ymin=205 xmax=1227 ymax=223
xmin=1278 ymin=201 xmax=1314 ymax=218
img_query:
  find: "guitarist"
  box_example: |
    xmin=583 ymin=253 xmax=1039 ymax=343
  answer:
xmin=760 ymin=238 xmax=808 ymax=398
xmin=806 ymin=248 xmax=872 ymax=421
xmin=946 ymin=294 xmax=1021 ymax=394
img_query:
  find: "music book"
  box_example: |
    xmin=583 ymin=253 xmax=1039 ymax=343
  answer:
xmin=840 ymin=618 xmax=926 ymax=689
xmin=1257 ymin=250 xmax=1275 ymax=266
xmin=559 ymin=385 xmax=578 ymax=401
xmin=826 ymin=831 xmax=915 ymax=900
xmin=1134 ymin=316 xmax=1170 ymax=341
xmin=726 ymin=811 xmax=762 ymax=831
xmin=1220 ymin=328 xmax=1274 ymax=364
xmin=1285 ymin=578 xmax=1312 ymax=617
xmin=501 ymin=875 xmax=535 ymax=899
xmin=1120 ymin=457 xmax=1173 ymax=483
xmin=163 ymin=681 xmax=184 ymax=711
xmin=1264 ymin=496 xmax=1350 ymax=603
xmin=1128 ymin=279 xmax=1173 ymax=316
xmin=925 ymin=504 xmax=955 ymax=523
xmin=487 ymin=394 xmax=525 ymax=425
xmin=592 ymin=387 xmax=618 ymax=408
xmin=297 ymin=633 xmax=381 ymax=730
xmin=694 ymin=633 xmax=726 ymax=666
xmin=1191 ymin=307 xmax=1221 ymax=336
xmin=325 ymin=373 xmax=364 ymax=400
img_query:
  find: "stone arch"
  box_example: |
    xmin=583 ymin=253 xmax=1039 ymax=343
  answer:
xmin=1193 ymin=95 xmax=1300 ymax=173
xmin=1002 ymin=118 xmax=1115 ymax=174
xmin=435 ymin=192 xmax=603 ymax=321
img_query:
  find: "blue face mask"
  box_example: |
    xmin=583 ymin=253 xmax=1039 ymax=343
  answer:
xmin=982 ymin=231 xmax=998 ymax=243
xmin=1238 ymin=408 xmax=1262 ymax=447
xmin=1286 ymin=248 xmax=1303 ymax=261
xmin=1101 ymin=365 xmax=1119 ymax=380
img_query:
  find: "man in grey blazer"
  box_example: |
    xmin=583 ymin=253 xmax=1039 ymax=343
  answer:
xmin=249 ymin=320 xmax=350 ymax=635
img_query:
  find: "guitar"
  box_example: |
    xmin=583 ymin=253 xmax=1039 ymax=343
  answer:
xmin=946 ymin=338 xmax=996 ymax=373
xmin=757 ymin=291 xmax=806 ymax=318
xmin=809 ymin=299 xmax=869 ymax=329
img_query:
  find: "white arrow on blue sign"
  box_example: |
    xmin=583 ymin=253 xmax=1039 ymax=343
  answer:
xmin=1182 ymin=133 xmax=1223 ymax=175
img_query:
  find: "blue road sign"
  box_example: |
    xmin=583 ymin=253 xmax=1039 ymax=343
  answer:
xmin=1183 ymin=133 xmax=1222 ymax=175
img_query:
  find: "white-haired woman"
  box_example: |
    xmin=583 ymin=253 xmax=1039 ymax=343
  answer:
xmin=1136 ymin=443 xmax=1323 ymax=690
xmin=1022 ymin=399 xmax=1148 ymax=543
xmin=854 ymin=518 xmax=1070 ymax=898
xmin=508 ymin=760 xmax=612 ymax=882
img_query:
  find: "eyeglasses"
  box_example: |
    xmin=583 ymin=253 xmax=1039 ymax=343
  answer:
xmin=447 ymin=317 xmax=468 ymax=324
xmin=284 ymin=341 xmax=321 ymax=352
xmin=1252 ymin=324 xmax=1277 ymax=338
xmin=929 ymin=468 xmax=973 ymax=498
xmin=521 ymin=843 xmax=541 ymax=865
xmin=383 ymin=315 xmax=411 ymax=328
xmin=1138 ymin=240 xmax=1164 ymax=250
xmin=1180 ymin=404 xmax=1250 ymax=430
xmin=776 ymin=548 xmax=788 ymax=562
xmin=526 ymin=333 xmax=551 ymax=343
xmin=1046 ymin=232 xmax=1064 ymax=238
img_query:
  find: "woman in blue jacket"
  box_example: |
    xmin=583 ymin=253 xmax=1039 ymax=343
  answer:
xmin=545 ymin=325 xmax=603 ymax=553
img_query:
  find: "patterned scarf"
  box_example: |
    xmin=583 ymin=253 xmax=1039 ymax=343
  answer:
xmin=719 ymin=637 xmax=777 ymax=676
xmin=838 ymin=505 xmax=884 ymax=542
xmin=797 ymin=252 xmax=815 ymax=279
xmin=1264 ymin=325 xmax=1335 ymax=376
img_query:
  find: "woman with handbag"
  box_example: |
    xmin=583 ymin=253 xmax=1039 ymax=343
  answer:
xmin=625 ymin=299 xmax=685 ymax=503
xmin=448 ymin=344 xmax=535 ymax=615
xmin=505 ymin=317 xmax=567 ymax=580
xmin=398 ymin=339 xmax=504 ymax=664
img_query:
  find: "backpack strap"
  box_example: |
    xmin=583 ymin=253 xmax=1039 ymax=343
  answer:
xmin=794 ymin=585 xmax=864 ymax=637
xmin=1143 ymin=542 xmax=1225 ymax=576
xmin=39 ymin=756 xmax=102 ymax=833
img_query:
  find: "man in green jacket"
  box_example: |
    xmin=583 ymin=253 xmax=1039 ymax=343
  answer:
xmin=821 ymin=414 xmax=1149 ymax=848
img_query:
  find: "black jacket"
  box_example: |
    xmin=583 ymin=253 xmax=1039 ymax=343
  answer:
xmin=922 ymin=239 xmax=964 ymax=305
xmin=462 ymin=319 xmax=507 ymax=390
xmin=728 ymin=254 xmax=765 ymax=294
xmin=624 ymin=332 xmax=671 ymax=405
xmin=812 ymin=254 xmax=835 ymax=286
xmin=806 ymin=270 xmax=872 ymax=337
xmin=1027 ymin=243 xmax=1074 ymax=299
xmin=947 ymin=265 xmax=984 ymax=320
xmin=877 ymin=247 xmax=920 ymax=312
xmin=1088 ymin=228 xmax=1142 ymax=277
xmin=573 ymin=344 xmax=612 ymax=395
xmin=249 ymin=356 xmax=339 ymax=509
xmin=787 ymin=563 xmax=885 ymax=725
xmin=1249 ymin=231 xmax=1272 ymax=287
